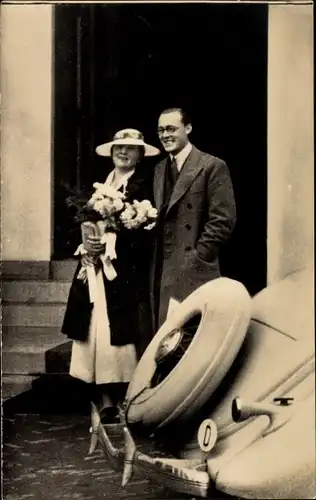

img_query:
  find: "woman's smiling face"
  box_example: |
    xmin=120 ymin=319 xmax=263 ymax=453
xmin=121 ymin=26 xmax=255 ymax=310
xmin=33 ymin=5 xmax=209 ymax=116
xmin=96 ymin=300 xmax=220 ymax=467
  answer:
xmin=112 ymin=145 xmax=142 ymax=169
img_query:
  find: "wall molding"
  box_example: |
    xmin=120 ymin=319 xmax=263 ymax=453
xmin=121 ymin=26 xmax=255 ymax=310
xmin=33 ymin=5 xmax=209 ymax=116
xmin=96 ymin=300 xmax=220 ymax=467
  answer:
xmin=1 ymin=261 xmax=51 ymax=280
xmin=1 ymin=260 xmax=78 ymax=281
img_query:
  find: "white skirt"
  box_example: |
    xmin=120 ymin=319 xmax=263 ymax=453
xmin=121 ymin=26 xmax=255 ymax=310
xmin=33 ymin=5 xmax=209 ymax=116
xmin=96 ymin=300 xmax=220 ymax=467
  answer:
xmin=69 ymin=268 xmax=137 ymax=385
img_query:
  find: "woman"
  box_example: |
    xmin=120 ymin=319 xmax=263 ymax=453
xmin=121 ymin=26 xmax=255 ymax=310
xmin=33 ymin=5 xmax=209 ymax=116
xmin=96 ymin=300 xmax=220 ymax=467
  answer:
xmin=62 ymin=128 xmax=160 ymax=426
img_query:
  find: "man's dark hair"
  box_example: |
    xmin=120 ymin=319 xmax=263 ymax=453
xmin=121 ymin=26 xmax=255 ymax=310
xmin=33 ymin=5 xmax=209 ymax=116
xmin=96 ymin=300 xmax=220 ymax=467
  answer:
xmin=159 ymin=107 xmax=191 ymax=126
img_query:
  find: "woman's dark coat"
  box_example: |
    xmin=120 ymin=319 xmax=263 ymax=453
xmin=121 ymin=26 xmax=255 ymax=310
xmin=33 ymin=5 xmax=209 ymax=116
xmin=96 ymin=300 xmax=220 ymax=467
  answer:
xmin=61 ymin=164 xmax=154 ymax=358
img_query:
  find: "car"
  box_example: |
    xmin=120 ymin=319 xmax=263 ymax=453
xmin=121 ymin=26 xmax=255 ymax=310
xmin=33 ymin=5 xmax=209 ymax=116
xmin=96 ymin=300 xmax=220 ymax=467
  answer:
xmin=92 ymin=265 xmax=315 ymax=499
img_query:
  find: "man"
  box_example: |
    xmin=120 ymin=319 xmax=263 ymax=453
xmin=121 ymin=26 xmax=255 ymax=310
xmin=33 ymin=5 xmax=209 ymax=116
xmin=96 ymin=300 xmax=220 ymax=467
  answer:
xmin=152 ymin=107 xmax=236 ymax=328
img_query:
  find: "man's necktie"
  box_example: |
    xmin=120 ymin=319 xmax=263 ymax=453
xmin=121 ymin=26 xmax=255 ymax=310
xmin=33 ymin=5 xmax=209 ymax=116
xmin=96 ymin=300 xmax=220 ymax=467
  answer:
xmin=169 ymin=156 xmax=179 ymax=186
xmin=163 ymin=156 xmax=179 ymax=206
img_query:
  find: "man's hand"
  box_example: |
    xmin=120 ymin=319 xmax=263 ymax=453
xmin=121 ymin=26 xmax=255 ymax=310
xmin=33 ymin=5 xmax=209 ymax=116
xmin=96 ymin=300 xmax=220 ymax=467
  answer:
xmin=83 ymin=235 xmax=104 ymax=255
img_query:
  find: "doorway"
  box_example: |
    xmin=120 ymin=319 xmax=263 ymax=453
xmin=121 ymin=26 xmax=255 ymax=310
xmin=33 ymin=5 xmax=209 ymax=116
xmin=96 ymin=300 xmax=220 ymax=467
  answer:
xmin=53 ymin=2 xmax=268 ymax=295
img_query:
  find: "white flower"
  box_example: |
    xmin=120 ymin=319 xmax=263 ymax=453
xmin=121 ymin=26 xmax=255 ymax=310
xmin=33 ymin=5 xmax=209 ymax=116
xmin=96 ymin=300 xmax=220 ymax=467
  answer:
xmin=138 ymin=199 xmax=152 ymax=211
xmin=132 ymin=199 xmax=157 ymax=218
xmin=120 ymin=204 xmax=137 ymax=229
xmin=119 ymin=199 xmax=157 ymax=230
xmin=102 ymin=197 xmax=112 ymax=208
xmin=87 ymin=197 xmax=95 ymax=208
xmin=122 ymin=219 xmax=134 ymax=230
xmin=95 ymin=183 xmax=125 ymax=200
xmin=148 ymin=207 xmax=158 ymax=218
xmin=94 ymin=200 xmax=105 ymax=214
xmin=112 ymin=198 xmax=124 ymax=211
xmin=120 ymin=203 xmax=136 ymax=217
xmin=144 ymin=222 xmax=156 ymax=231
xmin=92 ymin=182 xmax=104 ymax=191
xmin=91 ymin=194 xmax=101 ymax=204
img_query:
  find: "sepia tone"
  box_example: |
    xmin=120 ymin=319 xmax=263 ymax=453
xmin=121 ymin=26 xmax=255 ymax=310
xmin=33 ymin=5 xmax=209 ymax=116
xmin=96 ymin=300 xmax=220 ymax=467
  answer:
xmin=1 ymin=1 xmax=314 ymax=499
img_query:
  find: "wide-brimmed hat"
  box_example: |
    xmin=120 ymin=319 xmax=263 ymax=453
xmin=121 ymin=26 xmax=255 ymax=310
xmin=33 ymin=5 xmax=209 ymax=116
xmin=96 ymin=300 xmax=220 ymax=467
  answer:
xmin=96 ymin=128 xmax=160 ymax=157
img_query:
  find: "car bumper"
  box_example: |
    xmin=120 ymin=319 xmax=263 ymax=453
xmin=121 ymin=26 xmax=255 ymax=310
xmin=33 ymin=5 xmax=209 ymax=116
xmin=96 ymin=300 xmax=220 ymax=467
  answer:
xmin=97 ymin=419 xmax=211 ymax=498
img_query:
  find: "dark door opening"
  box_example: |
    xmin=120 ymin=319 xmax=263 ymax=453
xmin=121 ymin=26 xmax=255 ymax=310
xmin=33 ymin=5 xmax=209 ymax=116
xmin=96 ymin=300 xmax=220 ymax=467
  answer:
xmin=53 ymin=3 xmax=267 ymax=296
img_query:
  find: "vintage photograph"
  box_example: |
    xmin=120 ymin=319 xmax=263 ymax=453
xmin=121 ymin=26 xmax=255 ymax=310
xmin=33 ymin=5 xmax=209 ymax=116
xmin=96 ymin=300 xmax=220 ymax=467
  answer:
xmin=1 ymin=1 xmax=314 ymax=499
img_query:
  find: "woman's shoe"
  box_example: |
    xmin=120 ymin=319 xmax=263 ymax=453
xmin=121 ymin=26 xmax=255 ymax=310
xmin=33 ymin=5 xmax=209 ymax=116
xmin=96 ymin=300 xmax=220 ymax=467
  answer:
xmin=88 ymin=402 xmax=101 ymax=455
xmin=88 ymin=404 xmax=120 ymax=455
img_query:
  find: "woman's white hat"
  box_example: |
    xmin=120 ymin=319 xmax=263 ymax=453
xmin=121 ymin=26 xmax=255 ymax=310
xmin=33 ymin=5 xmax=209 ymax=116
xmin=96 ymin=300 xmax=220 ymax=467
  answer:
xmin=96 ymin=128 xmax=160 ymax=157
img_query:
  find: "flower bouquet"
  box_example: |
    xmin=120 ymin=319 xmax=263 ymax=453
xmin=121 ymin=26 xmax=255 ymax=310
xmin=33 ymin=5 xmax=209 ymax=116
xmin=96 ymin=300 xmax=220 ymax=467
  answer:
xmin=120 ymin=199 xmax=158 ymax=231
xmin=67 ymin=182 xmax=157 ymax=302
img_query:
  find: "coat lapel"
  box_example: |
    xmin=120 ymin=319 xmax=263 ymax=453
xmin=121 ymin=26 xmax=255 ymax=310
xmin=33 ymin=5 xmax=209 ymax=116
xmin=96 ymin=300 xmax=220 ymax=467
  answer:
xmin=166 ymin=146 xmax=203 ymax=215
xmin=124 ymin=164 xmax=152 ymax=201
xmin=126 ymin=170 xmax=144 ymax=199
xmin=154 ymin=159 xmax=168 ymax=211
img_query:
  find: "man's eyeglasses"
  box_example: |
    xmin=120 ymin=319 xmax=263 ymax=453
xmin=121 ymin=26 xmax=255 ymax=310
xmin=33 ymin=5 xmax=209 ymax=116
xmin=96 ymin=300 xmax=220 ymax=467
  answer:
xmin=157 ymin=126 xmax=180 ymax=135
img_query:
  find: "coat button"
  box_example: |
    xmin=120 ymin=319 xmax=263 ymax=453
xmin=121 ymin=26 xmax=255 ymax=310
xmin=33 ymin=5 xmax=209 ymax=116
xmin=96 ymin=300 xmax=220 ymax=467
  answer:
xmin=185 ymin=245 xmax=191 ymax=251
xmin=187 ymin=203 xmax=192 ymax=209
xmin=185 ymin=223 xmax=191 ymax=230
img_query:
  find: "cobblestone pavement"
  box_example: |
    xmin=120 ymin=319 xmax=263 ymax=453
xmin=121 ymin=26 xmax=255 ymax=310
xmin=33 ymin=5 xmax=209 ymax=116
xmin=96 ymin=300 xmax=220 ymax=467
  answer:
xmin=4 ymin=408 xmax=237 ymax=500
xmin=3 ymin=412 xmax=196 ymax=500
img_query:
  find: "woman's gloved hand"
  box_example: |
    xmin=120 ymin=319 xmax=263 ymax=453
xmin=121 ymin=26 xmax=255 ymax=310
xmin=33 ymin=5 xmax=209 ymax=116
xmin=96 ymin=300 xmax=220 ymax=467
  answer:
xmin=84 ymin=235 xmax=104 ymax=255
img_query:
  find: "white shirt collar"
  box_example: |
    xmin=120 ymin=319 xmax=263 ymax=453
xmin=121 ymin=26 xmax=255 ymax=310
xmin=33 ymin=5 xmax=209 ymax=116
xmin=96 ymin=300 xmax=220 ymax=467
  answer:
xmin=106 ymin=168 xmax=135 ymax=194
xmin=170 ymin=142 xmax=192 ymax=171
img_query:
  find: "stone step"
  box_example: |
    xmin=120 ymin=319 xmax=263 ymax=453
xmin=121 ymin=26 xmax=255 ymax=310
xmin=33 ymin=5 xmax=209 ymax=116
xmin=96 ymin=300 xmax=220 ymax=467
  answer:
xmin=2 ymin=374 xmax=37 ymax=401
xmin=2 ymin=303 xmax=67 ymax=327
xmin=45 ymin=340 xmax=72 ymax=374
xmin=51 ymin=259 xmax=77 ymax=281
xmin=2 ymin=260 xmax=78 ymax=281
xmin=2 ymin=326 xmax=68 ymax=375
xmin=1 ymin=260 xmax=50 ymax=280
xmin=2 ymin=280 xmax=71 ymax=304
xmin=2 ymin=325 xmax=63 ymax=349
xmin=3 ymin=350 xmax=49 ymax=375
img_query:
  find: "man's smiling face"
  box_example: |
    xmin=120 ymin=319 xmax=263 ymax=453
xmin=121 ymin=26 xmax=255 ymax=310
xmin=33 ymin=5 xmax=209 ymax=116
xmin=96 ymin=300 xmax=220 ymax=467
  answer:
xmin=157 ymin=110 xmax=192 ymax=156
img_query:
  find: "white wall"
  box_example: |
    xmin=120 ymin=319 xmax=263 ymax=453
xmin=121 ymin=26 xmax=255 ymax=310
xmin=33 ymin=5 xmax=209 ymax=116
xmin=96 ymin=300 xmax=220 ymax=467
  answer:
xmin=1 ymin=5 xmax=53 ymax=261
xmin=267 ymin=4 xmax=314 ymax=283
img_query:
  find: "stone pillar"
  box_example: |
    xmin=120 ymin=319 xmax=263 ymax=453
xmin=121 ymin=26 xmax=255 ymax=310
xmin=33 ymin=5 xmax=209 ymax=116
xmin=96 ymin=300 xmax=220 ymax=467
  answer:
xmin=1 ymin=5 xmax=53 ymax=276
xmin=267 ymin=4 xmax=314 ymax=283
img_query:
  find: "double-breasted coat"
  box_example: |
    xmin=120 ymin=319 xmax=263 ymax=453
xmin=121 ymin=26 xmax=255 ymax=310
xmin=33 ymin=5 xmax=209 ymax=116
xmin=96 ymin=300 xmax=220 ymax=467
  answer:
xmin=62 ymin=164 xmax=155 ymax=358
xmin=151 ymin=145 xmax=236 ymax=328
